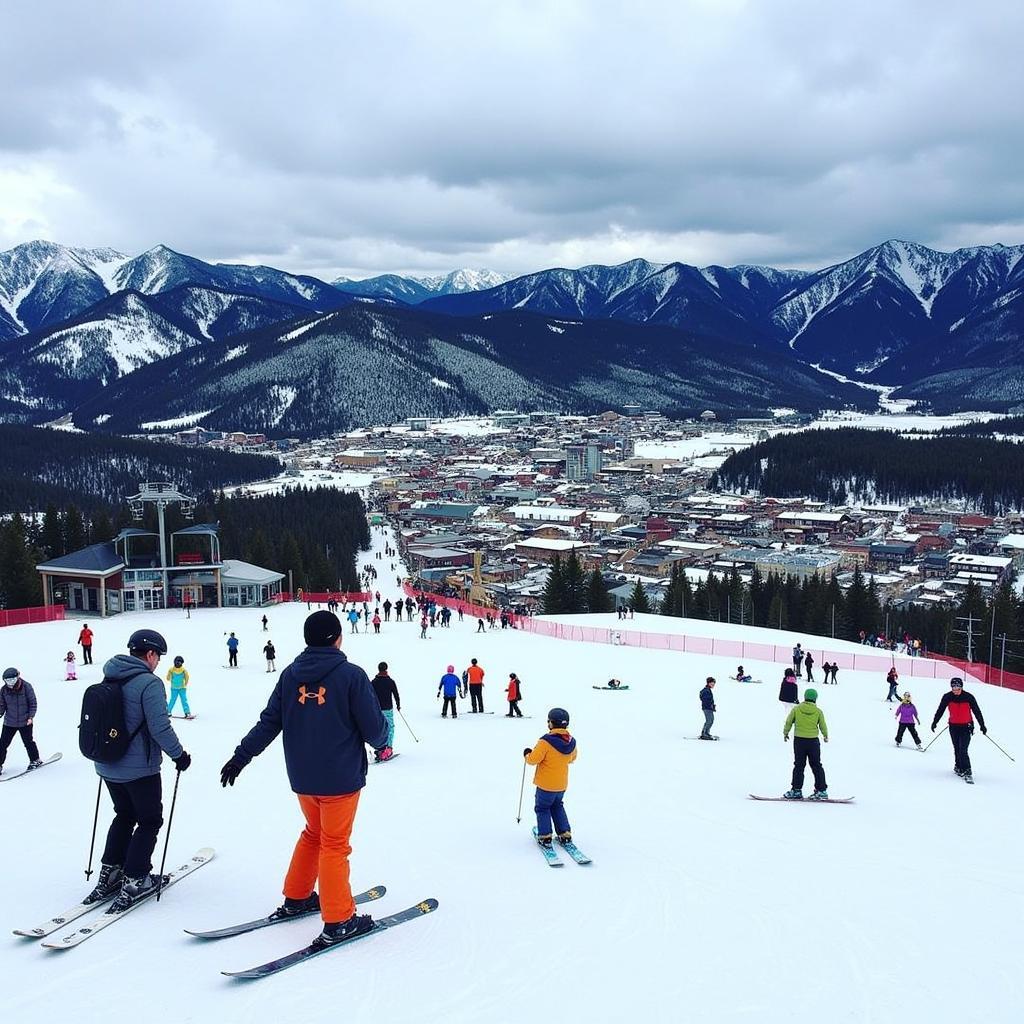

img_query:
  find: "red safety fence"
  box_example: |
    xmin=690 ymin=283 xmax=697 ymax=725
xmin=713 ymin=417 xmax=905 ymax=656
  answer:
xmin=271 ymin=591 xmax=373 ymax=605
xmin=399 ymin=584 xmax=1015 ymax=690
xmin=0 ymin=605 xmax=66 ymax=627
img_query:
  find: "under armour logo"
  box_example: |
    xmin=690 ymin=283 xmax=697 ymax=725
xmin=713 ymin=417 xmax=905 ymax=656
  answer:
xmin=298 ymin=686 xmax=326 ymax=706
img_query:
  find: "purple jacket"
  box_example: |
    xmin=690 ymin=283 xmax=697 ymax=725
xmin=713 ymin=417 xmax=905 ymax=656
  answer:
xmin=895 ymin=701 xmax=919 ymax=724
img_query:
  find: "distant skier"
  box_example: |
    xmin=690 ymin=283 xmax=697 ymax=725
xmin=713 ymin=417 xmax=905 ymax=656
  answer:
xmin=227 ymin=632 xmax=239 ymax=668
xmin=735 ymin=665 xmax=752 ymax=682
xmin=930 ymin=677 xmax=986 ymax=784
xmin=78 ymin=623 xmax=94 ymax=665
xmin=792 ymin=643 xmax=804 ymax=679
xmin=886 ymin=667 xmax=899 ymax=702
xmin=894 ymin=692 xmax=922 ymax=749
xmin=165 ymin=656 xmax=194 ymax=719
xmin=698 ymin=677 xmax=717 ymax=739
xmin=372 ymin=610 xmax=381 ymax=634
xmin=438 ymin=665 xmax=460 ymax=718
xmin=820 ymin=661 xmax=833 ymax=685
xmin=347 ymin=608 xmax=360 ymax=634
xmin=465 ymin=658 xmax=486 ymax=712
xmin=778 ymin=667 xmax=799 ymax=705
xmin=782 ymin=688 xmax=829 ymax=800
xmin=263 ymin=640 xmax=276 ymax=672
xmin=803 ymin=651 xmax=815 ymax=682
xmin=505 ymin=672 xmax=523 ymax=717
xmin=524 ymin=707 xmax=578 ymax=849
xmin=420 ymin=613 xmax=429 ymax=639
xmin=261 ymin=615 xmax=268 ymax=632
xmin=370 ymin=661 xmax=399 ymax=759
xmin=0 ymin=668 xmax=43 ymax=774
xmin=65 ymin=650 xmax=77 ymax=681
xmin=607 ymin=678 xmax=624 ymax=689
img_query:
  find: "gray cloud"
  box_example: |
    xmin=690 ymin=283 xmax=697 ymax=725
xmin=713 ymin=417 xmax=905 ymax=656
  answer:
xmin=1 ymin=0 xmax=1023 ymax=278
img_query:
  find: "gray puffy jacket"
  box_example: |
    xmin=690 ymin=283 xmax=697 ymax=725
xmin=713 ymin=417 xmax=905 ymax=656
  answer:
xmin=94 ymin=655 xmax=183 ymax=783
xmin=0 ymin=679 xmax=37 ymax=727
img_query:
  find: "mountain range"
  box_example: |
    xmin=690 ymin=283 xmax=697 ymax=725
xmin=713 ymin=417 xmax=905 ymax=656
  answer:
xmin=0 ymin=237 xmax=1022 ymax=436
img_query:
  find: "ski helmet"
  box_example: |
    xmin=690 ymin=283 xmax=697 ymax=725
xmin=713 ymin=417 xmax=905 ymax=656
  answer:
xmin=547 ymin=707 xmax=570 ymax=728
xmin=127 ymin=629 xmax=168 ymax=655
xmin=950 ymin=677 xmax=964 ymax=688
xmin=804 ymin=688 xmax=818 ymax=703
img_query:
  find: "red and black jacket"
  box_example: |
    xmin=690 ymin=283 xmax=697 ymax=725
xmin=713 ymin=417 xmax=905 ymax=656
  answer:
xmin=931 ymin=690 xmax=986 ymax=731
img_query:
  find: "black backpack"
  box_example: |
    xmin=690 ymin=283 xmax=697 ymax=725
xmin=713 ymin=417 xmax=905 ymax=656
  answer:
xmin=78 ymin=676 xmax=144 ymax=763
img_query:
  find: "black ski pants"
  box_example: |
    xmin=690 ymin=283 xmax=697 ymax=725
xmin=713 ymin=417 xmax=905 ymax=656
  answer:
xmin=507 ymin=701 xmax=522 ymax=717
xmin=0 ymin=724 xmax=40 ymax=767
xmin=441 ymin=696 xmax=458 ymax=717
xmin=896 ymin=722 xmax=921 ymax=745
xmin=469 ymin=684 xmax=484 ymax=712
xmin=228 ymin=649 xmax=238 ymax=667
xmin=82 ymin=644 xmax=93 ymax=665
xmin=101 ymin=773 xmax=164 ymax=879
xmin=791 ymin=736 xmax=827 ymax=792
xmin=949 ymin=723 xmax=973 ymax=775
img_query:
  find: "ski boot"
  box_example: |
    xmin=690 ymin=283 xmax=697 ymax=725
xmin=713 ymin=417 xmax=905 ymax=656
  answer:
xmin=536 ymin=833 xmax=554 ymax=850
xmin=808 ymin=790 xmax=829 ymax=801
xmin=963 ymin=773 xmax=974 ymax=785
xmin=782 ymin=789 xmax=803 ymax=800
xmin=954 ymin=767 xmax=964 ymax=777
xmin=84 ymin=863 xmax=123 ymax=904
xmin=274 ymin=892 xmax=320 ymax=918
xmin=556 ymin=832 xmax=573 ymax=847
xmin=109 ymin=872 xmax=168 ymax=913
xmin=312 ymin=913 xmax=373 ymax=948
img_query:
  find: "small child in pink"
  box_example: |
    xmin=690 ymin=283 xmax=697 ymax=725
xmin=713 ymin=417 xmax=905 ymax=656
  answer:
xmin=64 ymin=651 xmax=77 ymax=680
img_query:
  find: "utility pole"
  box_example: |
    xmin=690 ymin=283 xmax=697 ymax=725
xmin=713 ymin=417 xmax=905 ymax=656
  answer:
xmin=953 ymin=614 xmax=980 ymax=663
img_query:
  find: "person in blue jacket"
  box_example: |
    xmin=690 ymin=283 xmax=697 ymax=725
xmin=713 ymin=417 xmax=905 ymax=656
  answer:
xmin=227 ymin=632 xmax=239 ymax=667
xmin=220 ymin=611 xmax=388 ymax=947
xmin=438 ymin=665 xmax=461 ymax=718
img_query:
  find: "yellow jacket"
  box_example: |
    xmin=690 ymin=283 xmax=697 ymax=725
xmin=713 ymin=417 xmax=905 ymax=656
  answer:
xmin=525 ymin=729 xmax=578 ymax=791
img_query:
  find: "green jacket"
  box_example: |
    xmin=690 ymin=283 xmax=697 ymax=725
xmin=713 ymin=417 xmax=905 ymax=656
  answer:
xmin=784 ymin=701 xmax=828 ymax=740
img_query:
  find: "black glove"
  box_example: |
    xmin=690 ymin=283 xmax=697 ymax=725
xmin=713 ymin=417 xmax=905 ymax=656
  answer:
xmin=220 ymin=757 xmax=244 ymax=787
xmin=931 ymin=724 xmax=936 ymax=732
xmin=173 ymin=750 xmax=191 ymax=772
xmin=523 ymin=747 xmax=532 ymax=757
xmin=981 ymin=725 xmax=987 ymax=735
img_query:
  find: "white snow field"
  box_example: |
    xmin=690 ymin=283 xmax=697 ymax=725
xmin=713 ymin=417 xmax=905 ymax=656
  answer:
xmin=2 ymin=537 xmax=1021 ymax=1022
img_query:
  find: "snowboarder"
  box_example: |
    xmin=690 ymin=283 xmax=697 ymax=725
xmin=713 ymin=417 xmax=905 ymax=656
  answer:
xmin=782 ymin=688 xmax=829 ymax=800
xmin=465 ymin=658 xmax=486 ymax=713
xmin=804 ymin=651 xmax=815 ymax=682
xmin=227 ymin=632 xmax=239 ymax=668
xmin=735 ymin=665 xmax=752 ymax=682
xmin=264 ymin=640 xmax=276 ymax=672
xmin=894 ymin=692 xmax=922 ymax=749
xmin=699 ymin=677 xmax=717 ymax=739
xmin=85 ymin=630 xmax=190 ymax=910
xmin=607 ymin=678 xmax=624 ymax=689
xmin=65 ymin=650 xmax=77 ymax=681
xmin=370 ymin=661 xmax=399 ymax=758
xmin=438 ymin=665 xmax=460 ymax=718
xmin=524 ymin=708 xmax=578 ymax=849
xmin=165 ymin=656 xmax=194 ymax=719
xmin=0 ymin=668 xmax=43 ymax=774
xmin=930 ymin=677 xmax=986 ymax=783
xmin=886 ymin=667 xmax=899 ymax=702
xmin=219 ymin=610 xmax=388 ymax=947
xmin=778 ymin=667 xmax=799 ymax=704
xmin=505 ymin=672 xmax=523 ymax=717
xmin=78 ymin=623 xmax=94 ymax=665
xmin=792 ymin=643 xmax=804 ymax=678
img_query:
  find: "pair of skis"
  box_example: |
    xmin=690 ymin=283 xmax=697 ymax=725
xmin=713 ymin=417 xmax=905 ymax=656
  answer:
xmin=532 ymin=828 xmax=592 ymax=867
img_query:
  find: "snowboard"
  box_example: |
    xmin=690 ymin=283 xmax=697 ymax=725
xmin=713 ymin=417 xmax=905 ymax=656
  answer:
xmin=0 ymin=751 xmax=62 ymax=782
xmin=748 ymin=794 xmax=854 ymax=804
xmin=684 ymin=736 xmax=720 ymax=741
xmin=592 ymin=685 xmax=630 ymax=691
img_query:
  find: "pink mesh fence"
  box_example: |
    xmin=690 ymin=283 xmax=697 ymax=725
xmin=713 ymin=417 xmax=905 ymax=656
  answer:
xmin=0 ymin=605 xmax=66 ymax=628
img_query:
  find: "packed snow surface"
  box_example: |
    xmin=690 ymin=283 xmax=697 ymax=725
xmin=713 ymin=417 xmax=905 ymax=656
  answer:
xmin=2 ymin=527 xmax=1021 ymax=1022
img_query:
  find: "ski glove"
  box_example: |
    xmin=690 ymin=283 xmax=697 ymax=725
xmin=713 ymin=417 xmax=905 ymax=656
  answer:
xmin=220 ymin=757 xmax=245 ymax=787
xmin=523 ymin=747 xmax=532 ymax=757
xmin=981 ymin=726 xmax=987 ymax=735
xmin=173 ymin=751 xmax=192 ymax=772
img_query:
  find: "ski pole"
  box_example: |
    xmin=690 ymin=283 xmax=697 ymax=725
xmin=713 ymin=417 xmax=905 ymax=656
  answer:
xmin=156 ymin=769 xmax=182 ymax=902
xmin=84 ymin=778 xmax=102 ymax=880
xmin=397 ymin=708 xmax=419 ymax=743
xmin=983 ymin=732 xmax=1016 ymax=762
xmin=922 ymin=725 xmax=948 ymax=752
xmin=515 ymin=760 xmax=527 ymax=823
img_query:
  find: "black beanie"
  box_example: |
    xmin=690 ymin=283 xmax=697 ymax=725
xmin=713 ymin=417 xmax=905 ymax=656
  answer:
xmin=304 ymin=610 xmax=342 ymax=647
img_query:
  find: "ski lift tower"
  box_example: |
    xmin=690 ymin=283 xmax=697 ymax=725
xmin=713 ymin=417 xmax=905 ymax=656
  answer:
xmin=127 ymin=482 xmax=196 ymax=602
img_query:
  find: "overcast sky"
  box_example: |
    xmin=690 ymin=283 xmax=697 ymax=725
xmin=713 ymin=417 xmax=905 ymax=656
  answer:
xmin=2 ymin=1 xmax=1022 ymax=280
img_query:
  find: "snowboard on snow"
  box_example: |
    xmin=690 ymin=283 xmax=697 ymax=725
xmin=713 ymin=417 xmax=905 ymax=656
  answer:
xmin=748 ymin=794 xmax=854 ymax=804
xmin=592 ymin=685 xmax=630 ymax=691
xmin=0 ymin=751 xmax=62 ymax=782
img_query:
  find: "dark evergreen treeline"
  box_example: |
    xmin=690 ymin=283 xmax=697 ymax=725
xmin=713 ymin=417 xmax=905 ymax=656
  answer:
xmin=712 ymin=428 xmax=1024 ymax=513
xmin=540 ymin=552 xmax=612 ymax=614
xmin=0 ymin=486 xmax=370 ymax=608
xmin=936 ymin=415 xmax=1024 ymax=437
xmin=0 ymin=424 xmax=278 ymax=514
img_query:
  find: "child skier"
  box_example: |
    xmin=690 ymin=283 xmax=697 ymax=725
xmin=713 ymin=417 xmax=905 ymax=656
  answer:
xmin=65 ymin=651 xmax=77 ymax=681
xmin=437 ymin=665 xmax=460 ymax=718
xmin=886 ymin=667 xmax=899 ymax=702
xmin=0 ymin=668 xmax=43 ymax=773
xmin=524 ymin=708 xmax=578 ymax=848
xmin=505 ymin=672 xmax=523 ymax=717
xmin=895 ymin=692 xmax=922 ymax=749
xmin=782 ymin=688 xmax=829 ymax=800
xmin=166 ymin=656 xmax=194 ymax=719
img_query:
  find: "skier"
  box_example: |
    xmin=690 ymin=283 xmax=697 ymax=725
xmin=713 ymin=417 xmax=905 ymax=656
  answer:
xmin=78 ymin=623 xmax=94 ymax=665
xmin=505 ymin=672 xmax=523 ymax=717
xmin=820 ymin=661 xmax=833 ymax=685
xmin=699 ymin=677 xmax=717 ymax=739
xmin=219 ymin=610 xmax=388 ymax=946
xmin=886 ymin=667 xmax=899 ymax=702
xmin=165 ymin=656 xmax=194 ymax=719
xmin=419 ymin=613 xmax=429 ymax=639
xmin=0 ymin=668 xmax=43 ymax=774
xmin=437 ymin=665 xmax=460 ymax=718
xmin=804 ymin=650 xmax=815 ymax=682
xmin=262 ymin=615 xmax=268 ymax=632
xmin=894 ymin=692 xmax=922 ymax=749
xmin=792 ymin=643 xmax=804 ymax=678
xmin=227 ymin=632 xmax=239 ymax=668
xmin=65 ymin=650 xmax=78 ymax=681
xmin=524 ymin=708 xmax=578 ymax=849
xmin=372 ymin=610 xmax=381 ymax=634
xmin=930 ymin=677 xmax=986 ymax=784
xmin=465 ymin=658 xmax=485 ymax=713
xmin=347 ymin=608 xmax=360 ymax=634
xmin=383 ymin=599 xmax=392 ymax=622
xmin=264 ymin=640 xmax=276 ymax=672
xmin=370 ymin=661 xmax=399 ymax=758
xmin=778 ymin=667 xmax=799 ymax=705
xmin=782 ymin=688 xmax=829 ymax=800
xmin=85 ymin=629 xmax=190 ymax=910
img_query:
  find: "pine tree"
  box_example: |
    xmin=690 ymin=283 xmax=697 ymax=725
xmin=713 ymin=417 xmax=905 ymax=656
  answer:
xmin=63 ymin=505 xmax=87 ymax=554
xmin=541 ymin=555 xmax=567 ymax=614
xmin=585 ymin=568 xmax=611 ymax=613
xmin=0 ymin=515 xmax=43 ymax=608
xmin=40 ymin=505 xmax=63 ymax=559
xmin=562 ymin=549 xmax=587 ymax=613
xmin=90 ymin=509 xmax=115 ymax=544
xmin=629 ymin=579 xmax=651 ymax=614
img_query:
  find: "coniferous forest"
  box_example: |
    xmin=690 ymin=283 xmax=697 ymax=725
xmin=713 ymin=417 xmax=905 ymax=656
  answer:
xmin=712 ymin=428 xmax=1024 ymax=513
